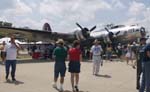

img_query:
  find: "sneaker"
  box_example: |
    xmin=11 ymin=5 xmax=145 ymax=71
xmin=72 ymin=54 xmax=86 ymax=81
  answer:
xmin=12 ymin=78 xmax=16 ymax=82
xmin=52 ymin=83 xmax=57 ymax=89
xmin=59 ymin=86 xmax=64 ymax=92
xmin=6 ymin=78 xmax=11 ymax=82
xmin=5 ymin=76 xmax=8 ymax=80
xmin=74 ymin=86 xmax=79 ymax=92
xmin=5 ymin=76 xmax=10 ymax=82
xmin=95 ymin=74 xmax=99 ymax=76
xmin=132 ymin=65 xmax=136 ymax=69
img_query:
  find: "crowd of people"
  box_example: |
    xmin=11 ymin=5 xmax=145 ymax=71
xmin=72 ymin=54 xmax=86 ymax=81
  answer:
xmin=0 ymin=35 xmax=150 ymax=92
xmin=27 ymin=43 xmax=55 ymax=59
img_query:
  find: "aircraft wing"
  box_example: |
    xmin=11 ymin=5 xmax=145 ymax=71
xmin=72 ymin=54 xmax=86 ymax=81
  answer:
xmin=0 ymin=27 xmax=75 ymax=42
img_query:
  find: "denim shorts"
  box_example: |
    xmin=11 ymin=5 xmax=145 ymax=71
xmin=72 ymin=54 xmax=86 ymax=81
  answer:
xmin=54 ymin=62 xmax=66 ymax=78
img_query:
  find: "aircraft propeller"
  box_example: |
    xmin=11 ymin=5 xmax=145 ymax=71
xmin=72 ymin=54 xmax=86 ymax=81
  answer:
xmin=115 ymin=31 xmax=120 ymax=36
xmin=76 ymin=23 xmax=84 ymax=30
xmin=104 ymin=27 xmax=120 ymax=41
xmin=76 ymin=22 xmax=96 ymax=39
xmin=90 ymin=26 xmax=96 ymax=32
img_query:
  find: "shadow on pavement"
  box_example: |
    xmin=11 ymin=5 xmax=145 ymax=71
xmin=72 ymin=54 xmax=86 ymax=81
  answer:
xmin=95 ymin=74 xmax=111 ymax=78
xmin=53 ymin=88 xmax=89 ymax=92
xmin=4 ymin=79 xmax=24 ymax=85
xmin=63 ymin=90 xmax=89 ymax=92
xmin=0 ymin=59 xmax=53 ymax=65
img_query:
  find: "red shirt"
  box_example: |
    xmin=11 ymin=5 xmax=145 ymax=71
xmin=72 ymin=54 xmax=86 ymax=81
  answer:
xmin=69 ymin=48 xmax=81 ymax=61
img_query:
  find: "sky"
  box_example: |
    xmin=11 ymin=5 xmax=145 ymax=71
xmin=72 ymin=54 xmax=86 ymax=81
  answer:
xmin=0 ymin=0 xmax=150 ymax=33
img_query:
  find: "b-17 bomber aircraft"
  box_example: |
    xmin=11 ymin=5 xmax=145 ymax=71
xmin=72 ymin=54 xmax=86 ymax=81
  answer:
xmin=0 ymin=22 xmax=147 ymax=50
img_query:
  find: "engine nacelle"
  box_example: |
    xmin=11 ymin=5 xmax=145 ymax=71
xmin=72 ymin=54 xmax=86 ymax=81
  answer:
xmin=74 ymin=30 xmax=85 ymax=40
xmin=140 ymin=27 xmax=146 ymax=37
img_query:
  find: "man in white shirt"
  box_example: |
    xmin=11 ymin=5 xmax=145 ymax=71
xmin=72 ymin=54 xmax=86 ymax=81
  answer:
xmin=5 ymin=35 xmax=21 ymax=81
xmin=90 ymin=39 xmax=103 ymax=75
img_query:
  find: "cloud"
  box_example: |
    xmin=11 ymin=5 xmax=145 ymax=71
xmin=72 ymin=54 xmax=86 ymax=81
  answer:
xmin=3 ymin=0 xmax=32 ymax=16
xmin=0 ymin=16 xmax=7 ymax=22
xmin=39 ymin=0 xmax=111 ymax=21
xmin=143 ymin=8 xmax=150 ymax=21
xmin=128 ymin=1 xmax=146 ymax=16
xmin=125 ymin=1 xmax=150 ymax=30
xmin=0 ymin=0 xmax=33 ymax=28
xmin=38 ymin=0 xmax=112 ymax=32
xmin=16 ymin=18 xmax=42 ymax=29
xmin=111 ymin=0 xmax=126 ymax=9
xmin=0 ymin=0 xmax=149 ymax=33
xmin=0 ymin=0 xmax=15 ymax=10
xmin=143 ymin=8 xmax=150 ymax=30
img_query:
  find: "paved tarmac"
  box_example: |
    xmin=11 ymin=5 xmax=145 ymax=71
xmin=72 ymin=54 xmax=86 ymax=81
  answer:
xmin=0 ymin=60 xmax=138 ymax=92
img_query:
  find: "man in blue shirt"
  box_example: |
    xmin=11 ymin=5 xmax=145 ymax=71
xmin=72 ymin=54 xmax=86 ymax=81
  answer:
xmin=140 ymin=41 xmax=150 ymax=92
xmin=137 ymin=38 xmax=146 ymax=90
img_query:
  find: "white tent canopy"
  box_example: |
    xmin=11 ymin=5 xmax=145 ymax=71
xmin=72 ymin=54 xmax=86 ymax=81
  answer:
xmin=0 ymin=37 xmax=10 ymax=43
xmin=0 ymin=37 xmax=48 ymax=45
xmin=0 ymin=37 xmax=27 ymax=44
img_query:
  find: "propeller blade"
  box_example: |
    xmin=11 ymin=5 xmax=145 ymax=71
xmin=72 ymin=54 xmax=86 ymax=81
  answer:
xmin=115 ymin=31 xmax=120 ymax=36
xmin=76 ymin=23 xmax=83 ymax=30
xmin=90 ymin=26 xmax=96 ymax=32
xmin=104 ymin=27 xmax=110 ymax=33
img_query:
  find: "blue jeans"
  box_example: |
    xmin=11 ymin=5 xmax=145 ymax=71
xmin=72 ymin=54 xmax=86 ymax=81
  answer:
xmin=139 ymin=72 xmax=145 ymax=92
xmin=139 ymin=62 xmax=145 ymax=92
xmin=144 ymin=62 xmax=150 ymax=92
xmin=5 ymin=60 xmax=17 ymax=79
xmin=106 ymin=51 xmax=112 ymax=60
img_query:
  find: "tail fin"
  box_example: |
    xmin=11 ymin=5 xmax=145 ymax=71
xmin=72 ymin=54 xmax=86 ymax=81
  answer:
xmin=43 ymin=23 xmax=52 ymax=32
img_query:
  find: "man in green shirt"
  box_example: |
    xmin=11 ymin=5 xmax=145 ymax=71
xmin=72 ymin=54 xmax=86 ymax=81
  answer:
xmin=52 ymin=39 xmax=67 ymax=92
